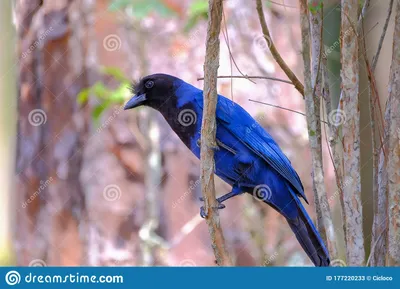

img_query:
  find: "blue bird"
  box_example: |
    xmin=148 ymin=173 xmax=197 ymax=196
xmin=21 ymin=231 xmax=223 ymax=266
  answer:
xmin=124 ymin=73 xmax=330 ymax=266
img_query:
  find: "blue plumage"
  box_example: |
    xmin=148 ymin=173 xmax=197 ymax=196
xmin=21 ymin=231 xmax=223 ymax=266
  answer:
xmin=124 ymin=74 xmax=330 ymax=266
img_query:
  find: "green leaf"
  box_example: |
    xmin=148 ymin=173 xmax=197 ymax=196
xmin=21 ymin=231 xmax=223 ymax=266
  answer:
xmin=153 ymin=1 xmax=176 ymax=17
xmin=308 ymin=0 xmax=323 ymax=14
xmin=77 ymin=87 xmax=90 ymax=105
xmin=108 ymin=0 xmax=132 ymax=11
xmin=92 ymin=101 xmax=112 ymax=121
xmin=309 ymin=130 xmax=316 ymax=137
xmin=109 ymin=0 xmax=176 ymax=19
xmin=184 ymin=0 xmax=208 ymax=32
xmin=92 ymin=82 xmax=110 ymax=99
xmin=188 ymin=0 xmax=208 ymax=15
xmin=109 ymin=83 xmax=131 ymax=103
xmin=101 ymin=66 xmax=130 ymax=83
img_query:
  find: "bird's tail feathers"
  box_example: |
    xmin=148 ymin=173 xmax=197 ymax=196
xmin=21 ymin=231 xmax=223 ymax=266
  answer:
xmin=286 ymin=188 xmax=330 ymax=267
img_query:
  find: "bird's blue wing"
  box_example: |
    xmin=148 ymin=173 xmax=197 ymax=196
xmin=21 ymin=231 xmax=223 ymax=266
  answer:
xmin=195 ymin=93 xmax=307 ymax=202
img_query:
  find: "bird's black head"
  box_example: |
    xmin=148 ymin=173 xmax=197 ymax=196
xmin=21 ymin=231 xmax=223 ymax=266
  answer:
xmin=124 ymin=73 xmax=179 ymax=111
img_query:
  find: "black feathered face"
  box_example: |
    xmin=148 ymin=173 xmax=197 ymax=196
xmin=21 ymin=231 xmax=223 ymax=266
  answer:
xmin=125 ymin=74 xmax=177 ymax=110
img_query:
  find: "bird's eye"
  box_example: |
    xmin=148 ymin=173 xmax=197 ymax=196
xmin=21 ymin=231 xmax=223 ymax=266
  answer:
xmin=145 ymin=80 xmax=154 ymax=89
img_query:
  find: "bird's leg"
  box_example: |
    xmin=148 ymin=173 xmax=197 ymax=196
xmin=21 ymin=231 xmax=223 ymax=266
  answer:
xmin=199 ymin=186 xmax=242 ymax=218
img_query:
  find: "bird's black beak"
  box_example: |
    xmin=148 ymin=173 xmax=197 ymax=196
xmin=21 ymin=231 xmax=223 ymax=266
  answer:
xmin=124 ymin=93 xmax=147 ymax=110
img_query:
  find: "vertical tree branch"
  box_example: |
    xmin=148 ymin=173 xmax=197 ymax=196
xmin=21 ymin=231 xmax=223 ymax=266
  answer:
xmin=321 ymin=32 xmax=346 ymax=260
xmin=256 ymin=0 xmax=304 ymax=96
xmin=132 ymin=19 xmax=162 ymax=266
xmin=372 ymin=0 xmax=395 ymax=71
xmin=386 ymin=0 xmax=400 ymax=267
xmin=302 ymin=0 xmax=338 ymax=259
xmin=340 ymin=0 xmax=365 ymax=266
xmin=320 ymin=8 xmax=346 ymax=245
xmin=369 ymin=0 xmax=394 ymax=267
xmin=373 ymin=118 xmax=388 ymax=266
xmin=362 ymin=39 xmax=381 ymax=267
xmin=299 ymin=0 xmax=324 ymax=245
xmin=0 ymin=0 xmax=16 ymax=264
xmin=357 ymin=7 xmax=392 ymax=266
xmin=201 ymin=0 xmax=232 ymax=266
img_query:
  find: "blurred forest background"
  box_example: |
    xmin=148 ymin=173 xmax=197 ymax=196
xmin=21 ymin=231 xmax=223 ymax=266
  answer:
xmin=0 ymin=0 xmax=397 ymax=266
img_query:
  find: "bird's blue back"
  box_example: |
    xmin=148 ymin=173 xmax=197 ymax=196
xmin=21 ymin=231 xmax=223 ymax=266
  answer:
xmin=174 ymin=80 xmax=309 ymax=220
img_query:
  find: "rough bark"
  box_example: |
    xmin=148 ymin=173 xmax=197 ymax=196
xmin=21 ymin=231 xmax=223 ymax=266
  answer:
xmin=373 ymin=139 xmax=388 ymax=266
xmin=340 ymin=0 xmax=365 ymax=266
xmin=15 ymin=0 xmax=88 ymax=265
xmin=386 ymin=0 xmax=400 ymax=267
xmin=201 ymin=0 xmax=232 ymax=266
xmin=366 ymin=0 xmax=394 ymax=267
xmin=303 ymin=0 xmax=338 ymax=259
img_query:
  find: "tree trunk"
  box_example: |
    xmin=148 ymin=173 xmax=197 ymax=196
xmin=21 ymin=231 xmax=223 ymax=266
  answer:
xmin=340 ymin=0 xmax=365 ymax=266
xmin=15 ymin=0 xmax=89 ymax=266
xmin=386 ymin=0 xmax=400 ymax=267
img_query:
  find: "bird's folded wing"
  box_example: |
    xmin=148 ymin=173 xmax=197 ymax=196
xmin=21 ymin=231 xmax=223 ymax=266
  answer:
xmin=195 ymin=93 xmax=307 ymax=203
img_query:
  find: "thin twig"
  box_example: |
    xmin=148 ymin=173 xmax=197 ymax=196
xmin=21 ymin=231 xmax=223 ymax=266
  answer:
xmin=256 ymin=0 xmax=305 ymax=96
xmin=201 ymin=0 xmax=232 ymax=266
xmin=221 ymin=9 xmax=256 ymax=85
xmin=248 ymin=99 xmax=328 ymax=124
xmin=197 ymin=75 xmax=293 ymax=84
xmin=372 ymin=0 xmax=394 ymax=71
xmin=222 ymin=10 xmax=234 ymax=97
xmin=366 ymin=228 xmax=387 ymax=267
xmin=357 ymin=0 xmax=370 ymax=30
xmin=359 ymin=15 xmax=384 ymax=266
xmin=169 ymin=214 xmax=204 ymax=248
xmin=267 ymin=0 xmax=297 ymax=8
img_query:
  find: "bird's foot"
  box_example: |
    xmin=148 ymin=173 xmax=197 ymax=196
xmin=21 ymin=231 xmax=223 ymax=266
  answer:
xmin=199 ymin=197 xmax=226 ymax=218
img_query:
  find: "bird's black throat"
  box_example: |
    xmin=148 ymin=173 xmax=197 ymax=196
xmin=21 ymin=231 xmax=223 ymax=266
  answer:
xmin=150 ymin=96 xmax=199 ymax=149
